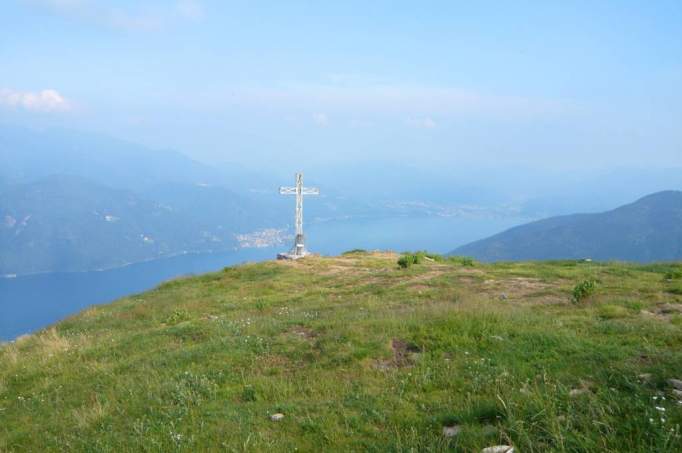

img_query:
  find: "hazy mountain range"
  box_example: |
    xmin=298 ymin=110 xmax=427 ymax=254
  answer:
xmin=0 ymin=126 xmax=281 ymax=275
xmin=452 ymin=191 xmax=682 ymax=262
xmin=2 ymin=124 xmax=681 ymax=274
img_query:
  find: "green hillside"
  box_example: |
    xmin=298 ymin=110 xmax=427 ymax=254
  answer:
xmin=452 ymin=191 xmax=682 ymax=263
xmin=1 ymin=252 xmax=682 ymax=451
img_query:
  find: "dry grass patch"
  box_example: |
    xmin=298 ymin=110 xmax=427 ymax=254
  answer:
xmin=35 ymin=328 xmax=72 ymax=355
xmin=72 ymin=397 xmax=108 ymax=429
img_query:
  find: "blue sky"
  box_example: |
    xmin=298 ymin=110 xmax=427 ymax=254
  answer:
xmin=1 ymin=0 xmax=681 ymax=171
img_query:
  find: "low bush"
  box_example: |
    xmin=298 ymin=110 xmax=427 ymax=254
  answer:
xmin=342 ymin=249 xmax=368 ymax=255
xmin=664 ymin=269 xmax=682 ymax=280
xmin=164 ymin=309 xmax=190 ymax=325
xmin=573 ymin=279 xmax=597 ymax=303
xmin=398 ymin=254 xmax=417 ymax=268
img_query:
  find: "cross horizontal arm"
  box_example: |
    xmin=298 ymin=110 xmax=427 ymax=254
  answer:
xmin=279 ymin=187 xmax=320 ymax=195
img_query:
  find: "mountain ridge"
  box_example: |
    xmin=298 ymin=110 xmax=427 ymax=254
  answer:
xmin=452 ymin=190 xmax=682 ymax=262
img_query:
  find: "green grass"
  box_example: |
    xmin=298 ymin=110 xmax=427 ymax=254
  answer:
xmin=1 ymin=252 xmax=681 ymax=452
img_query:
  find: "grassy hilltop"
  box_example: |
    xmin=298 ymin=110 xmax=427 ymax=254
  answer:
xmin=1 ymin=252 xmax=682 ymax=452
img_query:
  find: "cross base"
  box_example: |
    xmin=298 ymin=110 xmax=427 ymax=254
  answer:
xmin=276 ymin=252 xmax=309 ymax=260
xmin=277 ymin=233 xmax=310 ymax=260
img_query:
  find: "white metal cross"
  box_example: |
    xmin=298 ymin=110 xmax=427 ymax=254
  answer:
xmin=279 ymin=172 xmax=319 ymax=258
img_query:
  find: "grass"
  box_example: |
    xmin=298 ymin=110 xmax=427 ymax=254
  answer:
xmin=1 ymin=252 xmax=681 ymax=451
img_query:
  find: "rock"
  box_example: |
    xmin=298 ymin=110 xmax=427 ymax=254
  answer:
xmin=638 ymin=373 xmax=652 ymax=382
xmin=270 ymin=413 xmax=284 ymax=422
xmin=668 ymin=379 xmax=682 ymax=390
xmin=499 ymin=293 xmax=508 ymax=301
xmin=482 ymin=446 xmax=514 ymax=453
xmin=672 ymin=389 xmax=682 ymax=398
xmin=442 ymin=424 xmax=461 ymax=437
xmin=569 ymin=388 xmax=588 ymax=397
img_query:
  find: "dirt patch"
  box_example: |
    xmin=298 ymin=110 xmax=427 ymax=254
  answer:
xmin=643 ymin=303 xmax=682 ymax=321
xmin=657 ymin=303 xmax=682 ymax=315
xmin=289 ymin=326 xmax=317 ymax=340
xmin=373 ymin=338 xmax=422 ymax=370
xmin=407 ymin=284 xmax=431 ymax=293
xmin=402 ymin=268 xmax=448 ymax=284
xmin=318 ymin=263 xmax=375 ymax=277
xmin=477 ymin=277 xmax=565 ymax=305
xmin=393 ymin=338 xmax=421 ymax=364
xmin=253 ymin=354 xmax=296 ymax=373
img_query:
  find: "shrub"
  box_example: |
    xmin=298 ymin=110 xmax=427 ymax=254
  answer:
xmin=164 ymin=309 xmax=190 ymax=325
xmin=342 ymin=249 xmax=367 ymax=255
xmin=572 ymin=280 xmax=596 ymax=303
xmin=664 ymin=270 xmax=682 ymax=280
xmin=241 ymin=385 xmax=257 ymax=402
xmin=398 ymin=255 xmax=416 ymax=269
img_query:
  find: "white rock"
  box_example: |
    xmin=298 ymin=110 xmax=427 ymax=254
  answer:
xmin=569 ymin=388 xmax=588 ymax=397
xmin=442 ymin=424 xmax=461 ymax=437
xmin=668 ymin=379 xmax=682 ymax=390
xmin=482 ymin=446 xmax=514 ymax=453
xmin=270 ymin=413 xmax=284 ymax=421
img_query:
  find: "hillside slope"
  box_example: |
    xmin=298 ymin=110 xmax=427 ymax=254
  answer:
xmin=1 ymin=252 xmax=681 ymax=451
xmin=452 ymin=191 xmax=682 ymax=262
xmin=0 ymin=176 xmax=249 ymax=275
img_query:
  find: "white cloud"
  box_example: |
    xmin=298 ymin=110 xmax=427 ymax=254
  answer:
xmin=312 ymin=112 xmax=329 ymax=126
xmin=0 ymin=89 xmax=71 ymax=112
xmin=407 ymin=117 xmax=437 ymax=129
xmin=24 ymin=0 xmax=204 ymax=30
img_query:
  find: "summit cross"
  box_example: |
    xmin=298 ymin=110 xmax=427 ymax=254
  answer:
xmin=278 ymin=172 xmax=319 ymax=259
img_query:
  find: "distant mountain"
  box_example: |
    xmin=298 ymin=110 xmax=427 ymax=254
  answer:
xmin=0 ymin=176 xmax=256 ymax=275
xmin=0 ymin=125 xmax=226 ymax=191
xmin=451 ymin=191 xmax=682 ymax=262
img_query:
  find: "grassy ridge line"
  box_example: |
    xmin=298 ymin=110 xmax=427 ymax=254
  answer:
xmin=0 ymin=252 xmax=681 ymax=451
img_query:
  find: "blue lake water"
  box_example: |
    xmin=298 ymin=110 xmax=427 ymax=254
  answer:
xmin=0 ymin=215 xmax=526 ymax=341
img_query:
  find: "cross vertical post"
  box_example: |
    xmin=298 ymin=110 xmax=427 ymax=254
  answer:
xmin=278 ymin=172 xmax=319 ymax=259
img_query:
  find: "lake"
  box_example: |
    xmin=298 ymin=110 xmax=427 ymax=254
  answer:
xmin=0 ymin=215 xmax=527 ymax=341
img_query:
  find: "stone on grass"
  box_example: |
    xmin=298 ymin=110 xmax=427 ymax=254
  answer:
xmin=442 ymin=424 xmax=461 ymax=437
xmin=569 ymin=388 xmax=588 ymax=397
xmin=270 ymin=413 xmax=284 ymax=422
xmin=668 ymin=379 xmax=682 ymax=390
xmin=638 ymin=373 xmax=652 ymax=382
xmin=482 ymin=446 xmax=514 ymax=453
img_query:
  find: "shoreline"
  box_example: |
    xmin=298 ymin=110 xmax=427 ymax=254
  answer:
xmin=0 ymin=246 xmax=276 ymax=280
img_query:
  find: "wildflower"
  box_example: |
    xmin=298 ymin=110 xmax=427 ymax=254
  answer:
xmin=655 ymin=406 xmax=666 ymax=412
